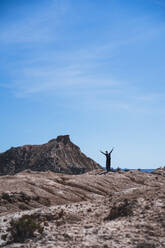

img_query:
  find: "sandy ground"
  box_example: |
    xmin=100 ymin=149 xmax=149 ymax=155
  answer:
xmin=0 ymin=169 xmax=165 ymax=247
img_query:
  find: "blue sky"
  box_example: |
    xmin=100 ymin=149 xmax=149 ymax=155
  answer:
xmin=0 ymin=0 xmax=165 ymax=169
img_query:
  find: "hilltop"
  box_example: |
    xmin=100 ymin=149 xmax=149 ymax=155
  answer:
xmin=0 ymin=137 xmax=165 ymax=247
xmin=0 ymin=135 xmax=101 ymax=176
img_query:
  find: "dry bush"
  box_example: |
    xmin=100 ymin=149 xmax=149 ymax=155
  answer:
xmin=1 ymin=192 xmax=11 ymax=202
xmin=8 ymin=215 xmax=43 ymax=243
xmin=1 ymin=234 xmax=7 ymax=241
xmin=104 ymin=199 xmax=137 ymax=221
xmin=30 ymin=209 xmax=65 ymax=223
xmin=18 ymin=203 xmax=30 ymax=210
xmin=1 ymin=192 xmax=31 ymax=204
xmin=136 ymin=243 xmax=156 ymax=248
xmin=32 ymin=195 xmax=51 ymax=206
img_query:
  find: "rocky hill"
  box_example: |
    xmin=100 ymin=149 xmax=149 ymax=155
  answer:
xmin=0 ymin=135 xmax=101 ymax=176
xmin=0 ymin=168 xmax=165 ymax=247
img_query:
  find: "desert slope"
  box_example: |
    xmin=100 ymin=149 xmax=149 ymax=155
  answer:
xmin=0 ymin=169 xmax=165 ymax=247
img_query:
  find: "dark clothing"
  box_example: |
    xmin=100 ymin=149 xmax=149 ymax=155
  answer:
xmin=106 ymin=153 xmax=111 ymax=171
xmin=100 ymin=149 xmax=113 ymax=172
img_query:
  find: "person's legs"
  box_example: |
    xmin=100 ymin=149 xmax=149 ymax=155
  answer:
xmin=106 ymin=161 xmax=108 ymax=172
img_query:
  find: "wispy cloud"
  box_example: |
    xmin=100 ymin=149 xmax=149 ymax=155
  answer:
xmin=3 ymin=21 xmax=162 ymax=98
xmin=136 ymin=92 xmax=165 ymax=102
xmin=10 ymin=65 xmax=120 ymax=97
xmin=1 ymin=0 xmax=165 ymax=115
xmin=0 ymin=0 xmax=68 ymax=44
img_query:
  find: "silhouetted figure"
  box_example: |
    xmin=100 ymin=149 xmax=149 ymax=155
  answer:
xmin=100 ymin=148 xmax=114 ymax=172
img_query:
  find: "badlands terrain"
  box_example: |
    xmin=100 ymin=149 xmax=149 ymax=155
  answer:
xmin=0 ymin=135 xmax=101 ymax=176
xmin=0 ymin=168 xmax=165 ymax=248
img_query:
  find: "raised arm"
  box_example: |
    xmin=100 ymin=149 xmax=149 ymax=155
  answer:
xmin=110 ymin=148 xmax=114 ymax=154
xmin=100 ymin=150 xmax=106 ymax=155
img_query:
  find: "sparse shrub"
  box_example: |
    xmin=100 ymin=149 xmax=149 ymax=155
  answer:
xmin=104 ymin=199 xmax=137 ymax=221
xmin=18 ymin=203 xmax=30 ymax=210
xmin=44 ymin=221 xmax=49 ymax=226
xmin=32 ymin=195 xmax=40 ymax=201
xmin=8 ymin=215 xmax=43 ymax=243
xmin=136 ymin=243 xmax=156 ymax=248
xmin=1 ymin=234 xmax=7 ymax=241
xmin=2 ymin=192 xmax=11 ymax=202
xmin=144 ymin=205 xmax=150 ymax=210
xmin=39 ymin=197 xmax=51 ymax=207
xmin=1 ymin=192 xmax=31 ymax=204
xmin=29 ymin=210 xmax=65 ymax=223
xmin=19 ymin=192 xmax=31 ymax=203
xmin=33 ymin=196 xmax=51 ymax=207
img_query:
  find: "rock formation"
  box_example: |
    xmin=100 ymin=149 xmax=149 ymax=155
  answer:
xmin=0 ymin=135 xmax=101 ymax=175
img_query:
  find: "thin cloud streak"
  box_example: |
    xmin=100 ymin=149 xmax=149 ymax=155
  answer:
xmin=136 ymin=92 xmax=165 ymax=102
xmin=3 ymin=22 xmax=162 ymax=98
xmin=0 ymin=0 xmax=68 ymax=44
xmin=1 ymin=0 xmax=165 ymax=115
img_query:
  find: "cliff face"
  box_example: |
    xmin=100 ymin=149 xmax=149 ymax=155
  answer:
xmin=0 ymin=135 xmax=101 ymax=175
